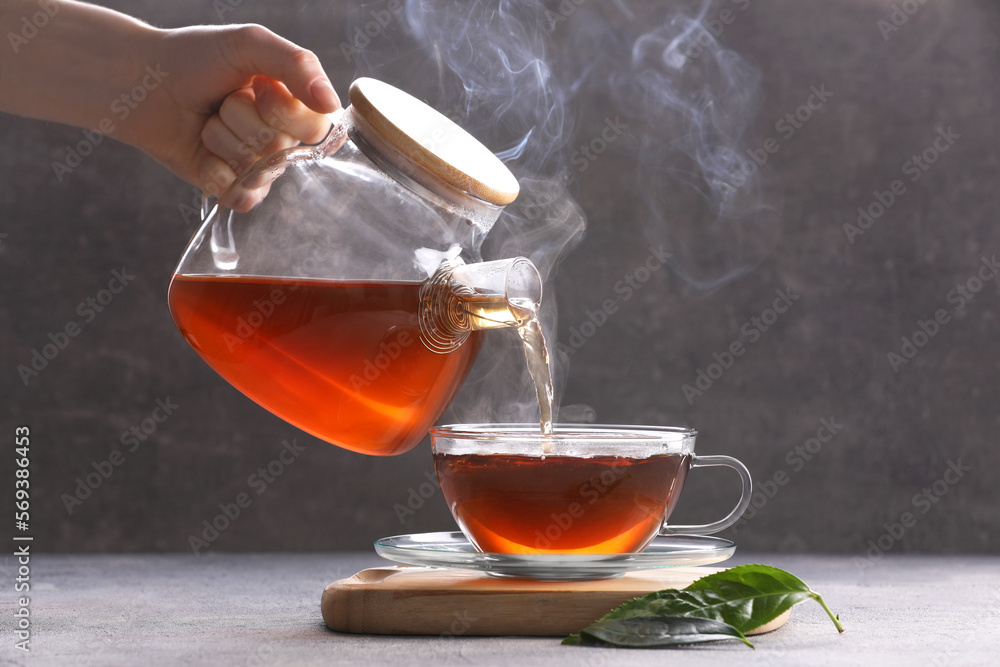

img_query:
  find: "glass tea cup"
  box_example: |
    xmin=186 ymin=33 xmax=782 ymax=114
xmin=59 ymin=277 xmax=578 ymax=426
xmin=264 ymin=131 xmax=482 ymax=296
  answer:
xmin=430 ymin=424 xmax=751 ymax=555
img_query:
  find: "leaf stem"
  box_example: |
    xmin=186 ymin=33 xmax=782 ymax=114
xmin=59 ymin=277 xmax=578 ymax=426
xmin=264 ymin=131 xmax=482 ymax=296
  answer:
xmin=810 ymin=592 xmax=845 ymax=633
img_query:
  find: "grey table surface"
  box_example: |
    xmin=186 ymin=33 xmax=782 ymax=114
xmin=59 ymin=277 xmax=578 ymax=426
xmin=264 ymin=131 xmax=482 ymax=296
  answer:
xmin=2 ymin=552 xmax=998 ymax=666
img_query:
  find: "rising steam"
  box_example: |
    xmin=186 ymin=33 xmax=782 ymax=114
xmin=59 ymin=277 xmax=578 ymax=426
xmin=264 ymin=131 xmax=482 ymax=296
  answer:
xmin=342 ymin=0 xmax=777 ymax=424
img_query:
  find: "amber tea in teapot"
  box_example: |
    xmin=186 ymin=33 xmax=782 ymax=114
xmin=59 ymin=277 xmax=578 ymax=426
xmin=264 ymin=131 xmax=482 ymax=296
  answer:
xmin=167 ymin=78 xmax=548 ymax=456
xmin=169 ymin=276 xmax=484 ymax=456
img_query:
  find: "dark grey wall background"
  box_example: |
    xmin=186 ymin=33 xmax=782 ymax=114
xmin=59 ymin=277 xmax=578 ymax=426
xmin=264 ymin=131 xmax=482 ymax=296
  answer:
xmin=1 ymin=0 xmax=997 ymax=555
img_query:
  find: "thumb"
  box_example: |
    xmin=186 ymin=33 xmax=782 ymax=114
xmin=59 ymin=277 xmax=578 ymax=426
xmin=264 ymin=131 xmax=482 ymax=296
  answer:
xmin=223 ymin=25 xmax=340 ymax=114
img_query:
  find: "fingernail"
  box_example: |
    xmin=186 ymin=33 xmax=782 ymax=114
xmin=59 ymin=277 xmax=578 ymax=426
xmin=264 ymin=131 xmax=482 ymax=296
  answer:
xmin=310 ymin=79 xmax=340 ymax=112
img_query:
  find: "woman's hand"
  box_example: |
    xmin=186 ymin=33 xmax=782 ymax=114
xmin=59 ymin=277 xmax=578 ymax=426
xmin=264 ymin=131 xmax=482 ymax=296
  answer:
xmin=0 ymin=1 xmax=339 ymax=207
xmin=140 ymin=24 xmax=340 ymax=201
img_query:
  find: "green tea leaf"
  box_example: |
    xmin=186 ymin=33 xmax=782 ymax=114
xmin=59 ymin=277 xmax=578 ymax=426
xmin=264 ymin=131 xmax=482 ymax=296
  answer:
xmin=577 ymin=616 xmax=754 ymax=649
xmin=592 ymin=564 xmax=842 ymax=634
xmin=563 ymin=564 xmax=844 ymax=648
xmin=687 ymin=564 xmax=844 ymax=633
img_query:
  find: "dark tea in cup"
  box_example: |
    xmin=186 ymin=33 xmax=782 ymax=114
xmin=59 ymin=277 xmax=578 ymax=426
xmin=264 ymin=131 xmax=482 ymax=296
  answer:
xmin=431 ymin=424 xmax=751 ymax=555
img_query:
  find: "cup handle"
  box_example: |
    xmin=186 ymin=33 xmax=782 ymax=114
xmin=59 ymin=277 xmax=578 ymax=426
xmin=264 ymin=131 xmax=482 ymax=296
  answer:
xmin=660 ymin=454 xmax=752 ymax=536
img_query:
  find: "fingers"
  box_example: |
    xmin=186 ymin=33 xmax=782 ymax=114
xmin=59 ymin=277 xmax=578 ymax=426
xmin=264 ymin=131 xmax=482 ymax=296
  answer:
xmin=198 ymin=113 xmax=264 ymax=210
xmin=224 ymin=25 xmax=341 ymax=114
xmin=201 ymin=112 xmax=261 ymax=176
xmin=198 ymin=150 xmax=237 ymax=201
xmin=199 ymin=77 xmax=331 ymax=207
xmin=219 ymin=85 xmax=300 ymax=156
xmin=198 ymin=149 xmax=269 ymax=214
xmin=195 ymin=24 xmax=342 ymax=210
xmin=252 ymin=77 xmax=332 ymax=145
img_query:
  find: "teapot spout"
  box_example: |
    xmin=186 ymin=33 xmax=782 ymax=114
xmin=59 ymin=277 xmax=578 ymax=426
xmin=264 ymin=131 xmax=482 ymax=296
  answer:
xmin=418 ymin=257 xmax=542 ymax=353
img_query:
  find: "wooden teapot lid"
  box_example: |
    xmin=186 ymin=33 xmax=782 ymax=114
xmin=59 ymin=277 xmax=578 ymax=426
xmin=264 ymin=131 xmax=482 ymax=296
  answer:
xmin=348 ymin=78 xmax=519 ymax=206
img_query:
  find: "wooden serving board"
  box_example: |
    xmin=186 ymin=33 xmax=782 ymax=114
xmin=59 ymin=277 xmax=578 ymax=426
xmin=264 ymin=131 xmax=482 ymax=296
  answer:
xmin=322 ymin=566 xmax=790 ymax=636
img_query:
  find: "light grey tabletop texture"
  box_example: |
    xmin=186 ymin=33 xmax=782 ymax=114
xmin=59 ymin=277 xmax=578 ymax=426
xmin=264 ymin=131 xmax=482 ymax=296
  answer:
xmin=3 ymin=553 xmax=999 ymax=666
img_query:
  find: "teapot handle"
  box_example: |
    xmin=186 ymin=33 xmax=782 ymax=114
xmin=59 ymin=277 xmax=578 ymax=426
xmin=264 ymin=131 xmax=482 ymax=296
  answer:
xmin=307 ymin=109 xmax=350 ymax=147
xmin=208 ymin=108 xmax=351 ymax=215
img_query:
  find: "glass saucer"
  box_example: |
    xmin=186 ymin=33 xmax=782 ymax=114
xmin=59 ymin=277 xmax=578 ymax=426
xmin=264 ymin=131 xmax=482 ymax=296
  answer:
xmin=373 ymin=531 xmax=735 ymax=580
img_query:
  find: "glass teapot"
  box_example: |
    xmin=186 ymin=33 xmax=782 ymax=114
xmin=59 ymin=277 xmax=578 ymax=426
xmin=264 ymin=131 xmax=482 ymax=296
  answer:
xmin=168 ymin=78 xmax=540 ymax=456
